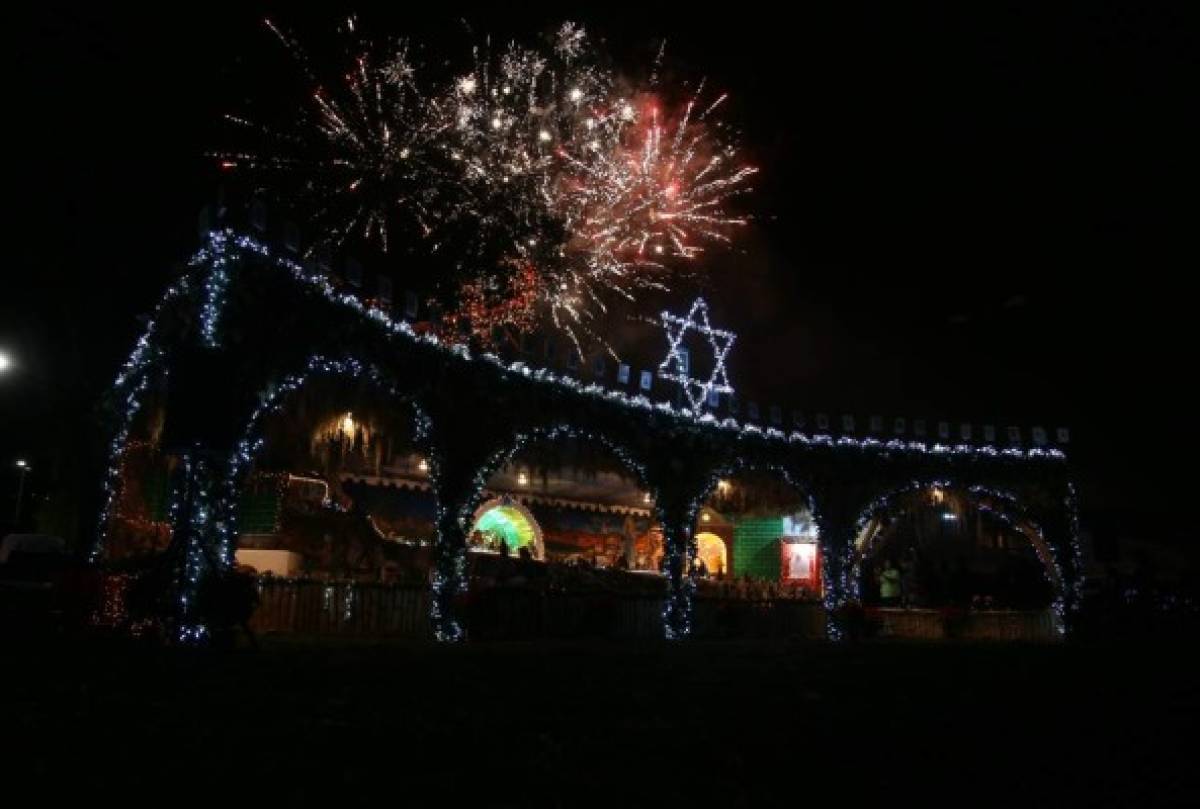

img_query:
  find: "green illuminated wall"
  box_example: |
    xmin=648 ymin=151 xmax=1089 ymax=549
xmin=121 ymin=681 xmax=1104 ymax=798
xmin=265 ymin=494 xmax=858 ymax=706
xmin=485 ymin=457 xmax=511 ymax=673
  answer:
xmin=238 ymin=490 xmax=282 ymax=534
xmin=732 ymin=516 xmax=783 ymax=580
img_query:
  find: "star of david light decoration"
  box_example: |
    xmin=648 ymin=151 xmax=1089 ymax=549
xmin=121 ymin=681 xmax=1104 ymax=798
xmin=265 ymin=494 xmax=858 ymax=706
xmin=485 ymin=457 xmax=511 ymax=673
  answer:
xmin=658 ymin=297 xmax=736 ymax=412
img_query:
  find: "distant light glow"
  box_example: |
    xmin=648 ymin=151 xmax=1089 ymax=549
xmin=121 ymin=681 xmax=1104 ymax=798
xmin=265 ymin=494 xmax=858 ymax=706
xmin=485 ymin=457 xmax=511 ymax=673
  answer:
xmin=472 ymin=504 xmax=538 ymax=555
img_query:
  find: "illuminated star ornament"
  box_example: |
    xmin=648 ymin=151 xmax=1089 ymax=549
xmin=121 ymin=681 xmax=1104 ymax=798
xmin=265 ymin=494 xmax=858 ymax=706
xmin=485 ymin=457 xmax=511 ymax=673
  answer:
xmin=658 ymin=298 xmax=736 ymax=412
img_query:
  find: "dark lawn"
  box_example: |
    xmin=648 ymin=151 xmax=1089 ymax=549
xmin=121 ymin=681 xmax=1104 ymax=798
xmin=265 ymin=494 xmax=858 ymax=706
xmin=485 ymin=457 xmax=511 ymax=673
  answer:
xmin=3 ymin=636 xmax=1196 ymax=807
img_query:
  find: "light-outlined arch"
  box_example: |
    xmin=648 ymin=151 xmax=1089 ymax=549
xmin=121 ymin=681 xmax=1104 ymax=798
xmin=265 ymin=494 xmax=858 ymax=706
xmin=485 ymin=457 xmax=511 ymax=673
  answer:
xmin=455 ymin=423 xmax=662 ymax=544
xmin=221 ymin=354 xmax=429 ymax=569
xmin=692 ymin=459 xmax=832 ymax=608
xmin=92 ymin=267 xmax=208 ymax=562
xmin=848 ymin=479 xmax=1065 ymax=616
xmin=456 ymin=423 xmax=671 ymax=636
xmin=695 ymin=460 xmax=820 ymax=524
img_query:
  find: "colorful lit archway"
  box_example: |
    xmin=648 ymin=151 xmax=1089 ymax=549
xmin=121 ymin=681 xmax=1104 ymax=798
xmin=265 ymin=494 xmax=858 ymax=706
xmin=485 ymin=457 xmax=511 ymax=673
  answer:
xmin=695 ymin=532 xmax=728 ymax=576
xmin=470 ymin=498 xmax=544 ymax=559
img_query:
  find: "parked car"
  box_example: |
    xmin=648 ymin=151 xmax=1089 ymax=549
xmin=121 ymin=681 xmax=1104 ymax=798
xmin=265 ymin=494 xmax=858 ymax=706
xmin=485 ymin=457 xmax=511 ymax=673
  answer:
xmin=0 ymin=534 xmax=98 ymax=634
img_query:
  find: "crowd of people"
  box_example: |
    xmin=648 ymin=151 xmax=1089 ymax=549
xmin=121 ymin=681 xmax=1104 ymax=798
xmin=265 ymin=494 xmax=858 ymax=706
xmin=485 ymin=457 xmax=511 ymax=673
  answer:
xmin=467 ymin=550 xmax=825 ymax=602
xmin=469 ymin=549 xmax=665 ymax=597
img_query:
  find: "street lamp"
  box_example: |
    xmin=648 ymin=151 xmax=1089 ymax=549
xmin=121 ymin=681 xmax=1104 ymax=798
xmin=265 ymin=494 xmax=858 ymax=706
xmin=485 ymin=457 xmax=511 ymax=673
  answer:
xmin=0 ymin=350 xmax=12 ymax=374
xmin=13 ymin=459 xmax=31 ymax=524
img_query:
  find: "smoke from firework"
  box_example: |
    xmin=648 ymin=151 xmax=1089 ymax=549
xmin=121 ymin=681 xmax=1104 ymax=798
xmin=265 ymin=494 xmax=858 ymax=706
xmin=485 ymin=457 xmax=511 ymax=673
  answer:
xmin=217 ymin=19 xmax=757 ymax=354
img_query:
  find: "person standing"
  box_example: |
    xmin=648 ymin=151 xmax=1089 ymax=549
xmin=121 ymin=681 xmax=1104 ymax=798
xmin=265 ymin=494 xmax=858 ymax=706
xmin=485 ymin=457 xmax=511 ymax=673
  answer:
xmin=879 ymin=560 xmax=902 ymax=607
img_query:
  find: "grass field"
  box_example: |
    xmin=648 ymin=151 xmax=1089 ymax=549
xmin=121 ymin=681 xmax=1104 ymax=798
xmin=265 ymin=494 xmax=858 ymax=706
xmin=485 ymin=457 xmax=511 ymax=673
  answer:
xmin=4 ymin=636 xmax=1195 ymax=807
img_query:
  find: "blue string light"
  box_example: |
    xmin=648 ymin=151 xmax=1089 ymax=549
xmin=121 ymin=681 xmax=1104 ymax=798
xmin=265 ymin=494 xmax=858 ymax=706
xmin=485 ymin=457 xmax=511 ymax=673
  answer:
xmin=94 ymin=228 xmax=1079 ymax=642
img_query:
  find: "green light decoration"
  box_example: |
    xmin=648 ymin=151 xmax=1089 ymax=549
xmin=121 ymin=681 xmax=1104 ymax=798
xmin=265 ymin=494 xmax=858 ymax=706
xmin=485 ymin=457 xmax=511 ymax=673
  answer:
xmin=472 ymin=504 xmax=540 ymax=556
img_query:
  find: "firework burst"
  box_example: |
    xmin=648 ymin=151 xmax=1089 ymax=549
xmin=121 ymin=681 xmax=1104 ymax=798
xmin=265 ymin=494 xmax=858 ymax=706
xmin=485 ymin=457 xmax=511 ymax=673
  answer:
xmin=219 ymin=18 xmax=456 ymax=253
xmin=218 ymin=19 xmax=757 ymax=355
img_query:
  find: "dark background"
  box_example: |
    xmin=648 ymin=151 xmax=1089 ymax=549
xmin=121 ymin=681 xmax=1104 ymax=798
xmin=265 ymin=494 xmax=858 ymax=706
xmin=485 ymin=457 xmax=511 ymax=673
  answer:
xmin=2 ymin=3 xmax=1194 ymax=561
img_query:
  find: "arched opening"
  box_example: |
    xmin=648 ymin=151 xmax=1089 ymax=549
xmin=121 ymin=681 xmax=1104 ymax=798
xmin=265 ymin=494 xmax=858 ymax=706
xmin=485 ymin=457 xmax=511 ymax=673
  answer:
xmin=853 ymin=484 xmax=1059 ymax=613
xmin=91 ymin=359 xmax=442 ymax=637
xmin=471 ymin=498 xmax=544 ymax=559
xmin=685 ymin=468 xmax=826 ymax=639
xmin=698 ymin=467 xmax=821 ymax=599
xmin=473 ymin=431 xmax=662 ymax=571
xmin=463 ymin=430 xmax=666 ymax=639
xmin=695 ymin=532 xmax=728 ymax=578
xmin=230 ymin=370 xmax=433 ymax=587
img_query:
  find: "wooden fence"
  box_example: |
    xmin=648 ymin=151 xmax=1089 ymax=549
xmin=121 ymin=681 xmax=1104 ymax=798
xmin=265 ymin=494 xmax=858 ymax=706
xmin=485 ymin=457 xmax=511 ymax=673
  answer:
xmin=249 ymin=579 xmax=431 ymax=637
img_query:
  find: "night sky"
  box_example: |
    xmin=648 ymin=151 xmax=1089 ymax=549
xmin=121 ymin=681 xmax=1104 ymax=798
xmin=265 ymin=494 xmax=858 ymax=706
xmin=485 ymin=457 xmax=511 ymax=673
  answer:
xmin=3 ymin=3 xmax=1194 ymax=557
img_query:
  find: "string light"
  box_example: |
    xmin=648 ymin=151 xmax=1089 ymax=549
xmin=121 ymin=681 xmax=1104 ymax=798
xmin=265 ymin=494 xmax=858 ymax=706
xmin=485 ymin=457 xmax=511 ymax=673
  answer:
xmin=94 ymin=227 xmax=1077 ymax=642
xmin=685 ymin=461 xmax=838 ymax=638
xmin=848 ymin=479 xmax=1077 ymax=634
xmin=199 ymin=230 xmax=234 ymax=347
xmin=658 ymin=297 xmax=736 ymax=412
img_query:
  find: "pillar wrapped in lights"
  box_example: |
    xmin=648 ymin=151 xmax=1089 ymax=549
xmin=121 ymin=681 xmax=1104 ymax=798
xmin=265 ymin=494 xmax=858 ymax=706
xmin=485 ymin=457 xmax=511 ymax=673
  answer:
xmin=93 ymin=228 xmax=1079 ymax=644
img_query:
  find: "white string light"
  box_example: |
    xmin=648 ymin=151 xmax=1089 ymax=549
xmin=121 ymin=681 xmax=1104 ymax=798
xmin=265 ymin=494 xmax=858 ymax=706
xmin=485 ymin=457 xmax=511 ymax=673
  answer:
xmin=848 ymin=479 xmax=1075 ymax=634
xmin=93 ymin=227 xmax=1079 ymax=642
xmin=657 ymin=297 xmax=736 ymax=412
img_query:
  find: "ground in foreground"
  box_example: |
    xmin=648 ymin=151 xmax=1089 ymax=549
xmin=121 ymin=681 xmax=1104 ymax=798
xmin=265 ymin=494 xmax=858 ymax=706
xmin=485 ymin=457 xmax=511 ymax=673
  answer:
xmin=4 ymin=637 xmax=1195 ymax=807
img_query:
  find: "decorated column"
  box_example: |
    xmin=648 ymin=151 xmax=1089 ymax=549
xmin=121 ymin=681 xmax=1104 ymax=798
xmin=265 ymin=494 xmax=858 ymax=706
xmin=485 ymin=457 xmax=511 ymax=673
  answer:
xmin=1036 ymin=480 xmax=1086 ymax=635
xmin=658 ymin=498 xmax=698 ymax=640
xmin=650 ymin=460 xmax=725 ymax=640
xmin=163 ymin=447 xmax=231 ymax=643
xmin=429 ymin=493 xmax=470 ymax=642
xmin=810 ymin=483 xmax=863 ymax=641
xmin=148 ymin=242 xmax=253 ymax=642
xmin=418 ymin=400 xmax=499 ymax=643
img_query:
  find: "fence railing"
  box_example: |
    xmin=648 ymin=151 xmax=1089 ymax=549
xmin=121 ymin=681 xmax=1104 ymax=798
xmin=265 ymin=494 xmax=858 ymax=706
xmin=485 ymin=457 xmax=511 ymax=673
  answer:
xmin=248 ymin=580 xmax=828 ymax=640
xmin=247 ymin=579 xmax=1054 ymax=642
xmin=693 ymin=598 xmax=826 ymax=640
xmin=868 ymin=607 xmax=1058 ymax=641
xmin=465 ymin=589 xmax=666 ymax=640
xmin=249 ymin=579 xmax=430 ymax=637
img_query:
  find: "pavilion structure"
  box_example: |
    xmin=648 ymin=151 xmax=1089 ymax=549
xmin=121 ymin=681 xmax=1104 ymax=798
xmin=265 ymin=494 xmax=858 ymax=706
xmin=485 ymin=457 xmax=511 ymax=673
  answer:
xmin=95 ymin=204 xmax=1082 ymax=642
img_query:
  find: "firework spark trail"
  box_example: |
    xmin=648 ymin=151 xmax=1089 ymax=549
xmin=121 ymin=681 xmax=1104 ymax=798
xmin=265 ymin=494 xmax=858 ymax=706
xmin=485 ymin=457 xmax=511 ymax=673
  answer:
xmin=217 ymin=19 xmax=757 ymax=354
